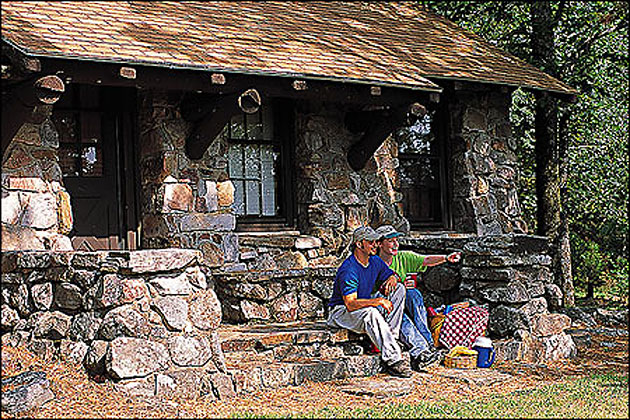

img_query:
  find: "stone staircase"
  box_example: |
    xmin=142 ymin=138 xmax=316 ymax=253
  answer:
xmin=218 ymin=320 xmax=405 ymax=394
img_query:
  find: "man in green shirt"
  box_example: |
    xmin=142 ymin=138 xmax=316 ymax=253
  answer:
xmin=375 ymin=225 xmax=461 ymax=366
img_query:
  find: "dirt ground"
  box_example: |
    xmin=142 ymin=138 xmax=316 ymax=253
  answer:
xmin=1 ymin=327 xmax=627 ymax=419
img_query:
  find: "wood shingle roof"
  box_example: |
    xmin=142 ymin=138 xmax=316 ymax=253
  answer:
xmin=1 ymin=1 xmax=576 ymax=95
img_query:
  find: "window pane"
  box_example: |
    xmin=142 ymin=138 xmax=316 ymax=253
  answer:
xmin=245 ymin=180 xmax=260 ymax=215
xmin=230 ymin=114 xmax=245 ymax=140
xmin=261 ymin=145 xmax=277 ymax=216
xmin=58 ymin=145 xmax=79 ymax=177
xmin=397 ymin=112 xmax=436 ymax=155
xmin=246 ymin=110 xmax=263 ymax=140
xmin=244 ymin=145 xmax=260 ymax=178
xmin=233 ymin=180 xmax=245 ymax=216
xmin=52 ymin=112 xmax=78 ymax=144
xmin=262 ymin=106 xmax=274 ymax=141
xmin=228 ymin=145 xmax=244 ymax=178
xmin=81 ymin=146 xmax=103 ymax=177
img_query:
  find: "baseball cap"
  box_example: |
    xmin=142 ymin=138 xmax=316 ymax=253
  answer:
xmin=351 ymin=226 xmax=380 ymax=243
xmin=375 ymin=225 xmax=404 ymax=239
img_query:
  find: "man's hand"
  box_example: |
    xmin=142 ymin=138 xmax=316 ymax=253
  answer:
xmin=376 ymin=297 xmax=393 ymax=313
xmin=379 ymin=275 xmax=398 ymax=296
xmin=447 ymin=252 xmax=462 ymax=263
xmin=404 ymin=274 xmax=417 ymax=289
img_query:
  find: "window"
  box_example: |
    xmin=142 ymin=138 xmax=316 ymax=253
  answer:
xmin=226 ymin=101 xmax=294 ymax=227
xmin=53 ymin=85 xmax=103 ymax=178
xmin=395 ymin=107 xmax=448 ymax=228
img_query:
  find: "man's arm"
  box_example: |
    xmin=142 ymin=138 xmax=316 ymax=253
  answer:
xmin=343 ymin=292 xmax=393 ymax=313
xmin=423 ymin=252 xmax=461 ymax=267
xmin=379 ymin=274 xmax=400 ymax=297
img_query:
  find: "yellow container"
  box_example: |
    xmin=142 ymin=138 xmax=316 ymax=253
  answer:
xmin=444 ymin=346 xmax=478 ymax=369
xmin=444 ymin=354 xmax=477 ymax=369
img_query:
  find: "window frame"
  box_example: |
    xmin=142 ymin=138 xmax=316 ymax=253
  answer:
xmin=396 ymin=103 xmax=451 ymax=230
xmin=227 ymin=98 xmax=296 ymax=231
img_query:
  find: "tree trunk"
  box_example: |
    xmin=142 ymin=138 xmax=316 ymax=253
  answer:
xmin=558 ymin=110 xmax=575 ymax=305
xmin=530 ymin=2 xmax=575 ymax=307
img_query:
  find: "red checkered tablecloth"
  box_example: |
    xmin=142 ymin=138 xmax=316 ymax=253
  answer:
xmin=438 ymin=306 xmax=489 ymax=349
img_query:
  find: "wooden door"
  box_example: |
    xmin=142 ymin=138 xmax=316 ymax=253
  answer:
xmin=55 ymin=85 xmax=138 ymax=251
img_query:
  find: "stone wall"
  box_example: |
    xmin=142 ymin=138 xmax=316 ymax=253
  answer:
xmin=215 ymin=231 xmax=337 ymax=324
xmin=1 ymin=105 xmax=73 ymax=251
xmin=445 ymin=83 xmax=529 ymax=235
xmin=294 ymin=102 xmax=408 ymax=255
xmin=0 ymin=249 xmax=235 ymax=399
xmin=401 ymin=233 xmax=575 ymax=362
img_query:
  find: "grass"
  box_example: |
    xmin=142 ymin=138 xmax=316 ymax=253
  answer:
xmin=231 ymin=373 xmax=629 ymax=419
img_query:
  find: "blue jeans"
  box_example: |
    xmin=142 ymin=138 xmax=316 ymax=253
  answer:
xmin=399 ymin=313 xmax=430 ymax=358
xmin=405 ymin=288 xmax=434 ymax=346
xmin=398 ymin=288 xmax=434 ymax=358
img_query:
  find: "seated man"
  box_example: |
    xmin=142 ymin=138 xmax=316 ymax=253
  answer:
xmin=327 ymin=226 xmax=412 ymax=378
xmin=375 ymin=225 xmax=462 ymax=367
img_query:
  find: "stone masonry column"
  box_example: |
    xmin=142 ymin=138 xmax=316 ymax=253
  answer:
xmin=1 ymin=104 xmax=73 ymax=251
xmin=137 ymin=89 xmax=238 ymax=268
xmin=446 ymin=82 xmax=528 ymax=235
xmin=294 ymin=102 xmax=408 ymax=256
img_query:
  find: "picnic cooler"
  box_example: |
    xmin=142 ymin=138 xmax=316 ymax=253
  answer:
xmin=430 ymin=306 xmax=489 ymax=349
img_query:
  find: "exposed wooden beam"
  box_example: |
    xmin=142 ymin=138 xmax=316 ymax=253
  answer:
xmin=185 ymin=89 xmax=261 ymax=160
xmin=2 ymin=74 xmax=65 ymax=155
xmin=346 ymin=102 xmax=425 ymax=171
xmin=1 ymin=44 xmax=41 ymax=77
xmin=37 ymin=57 xmax=434 ymax=107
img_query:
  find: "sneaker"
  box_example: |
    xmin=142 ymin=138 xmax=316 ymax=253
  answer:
xmin=384 ymin=360 xmax=412 ymax=378
xmin=435 ymin=348 xmax=449 ymax=363
xmin=411 ymin=350 xmax=441 ymax=372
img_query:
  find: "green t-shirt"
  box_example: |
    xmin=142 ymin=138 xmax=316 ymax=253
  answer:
xmin=374 ymin=251 xmax=427 ymax=291
xmin=390 ymin=250 xmax=427 ymax=282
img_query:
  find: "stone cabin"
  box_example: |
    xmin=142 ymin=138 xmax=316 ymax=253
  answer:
xmin=1 ymin=2 xmax=579 ymax=395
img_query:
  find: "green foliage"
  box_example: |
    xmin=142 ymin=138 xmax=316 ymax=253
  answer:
xmin=422 ymin=1 xmax=629 ymax=303
xmin=233 ymin=374 xmax=629 ymax=419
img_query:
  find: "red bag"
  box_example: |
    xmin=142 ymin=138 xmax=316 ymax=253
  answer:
xmin=438 ymin=306 xmax=489 ymax=349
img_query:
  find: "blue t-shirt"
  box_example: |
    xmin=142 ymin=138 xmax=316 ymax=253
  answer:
xmin=328 ymin=255 xmax=395 ymax=307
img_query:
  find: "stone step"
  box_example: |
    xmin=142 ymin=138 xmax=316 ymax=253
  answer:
xmin=218 ymin=320 xmax=365 ymax=355
xmin=217 ymin=320 xmax=401 ymax=394
xmin=228 ymin=355 xmax=386 ymax=393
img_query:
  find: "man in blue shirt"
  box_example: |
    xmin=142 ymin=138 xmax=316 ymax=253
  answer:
xmin=327 ymin=226 xmax=412 ymax=378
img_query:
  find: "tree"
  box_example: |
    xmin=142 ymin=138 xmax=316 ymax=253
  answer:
xmin=422 ymin=1 xmax=629 ymax=305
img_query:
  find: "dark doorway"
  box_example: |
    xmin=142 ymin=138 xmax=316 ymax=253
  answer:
xmin=53 ymin=84 xmax=139 ymax=250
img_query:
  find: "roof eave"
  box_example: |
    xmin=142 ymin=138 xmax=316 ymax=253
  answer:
xmin=426 ymin=74 xmax=578 ymax=101
xmin=2 ymin=39 xmax=443 ymax=94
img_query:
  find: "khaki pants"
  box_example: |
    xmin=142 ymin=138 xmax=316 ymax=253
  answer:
xmin=327 ymin=283 xmax=406 ymax=365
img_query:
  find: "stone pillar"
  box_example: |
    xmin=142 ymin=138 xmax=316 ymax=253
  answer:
xmin=137 ymin=90 xmax=238 ymax=268
xmin=1 ymin=105 xmax=73 ymax=251
xmin=446 ymin=83 xmax=528 ymax=235
xmin=294 ymin=103 xmax=408 ymax=255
